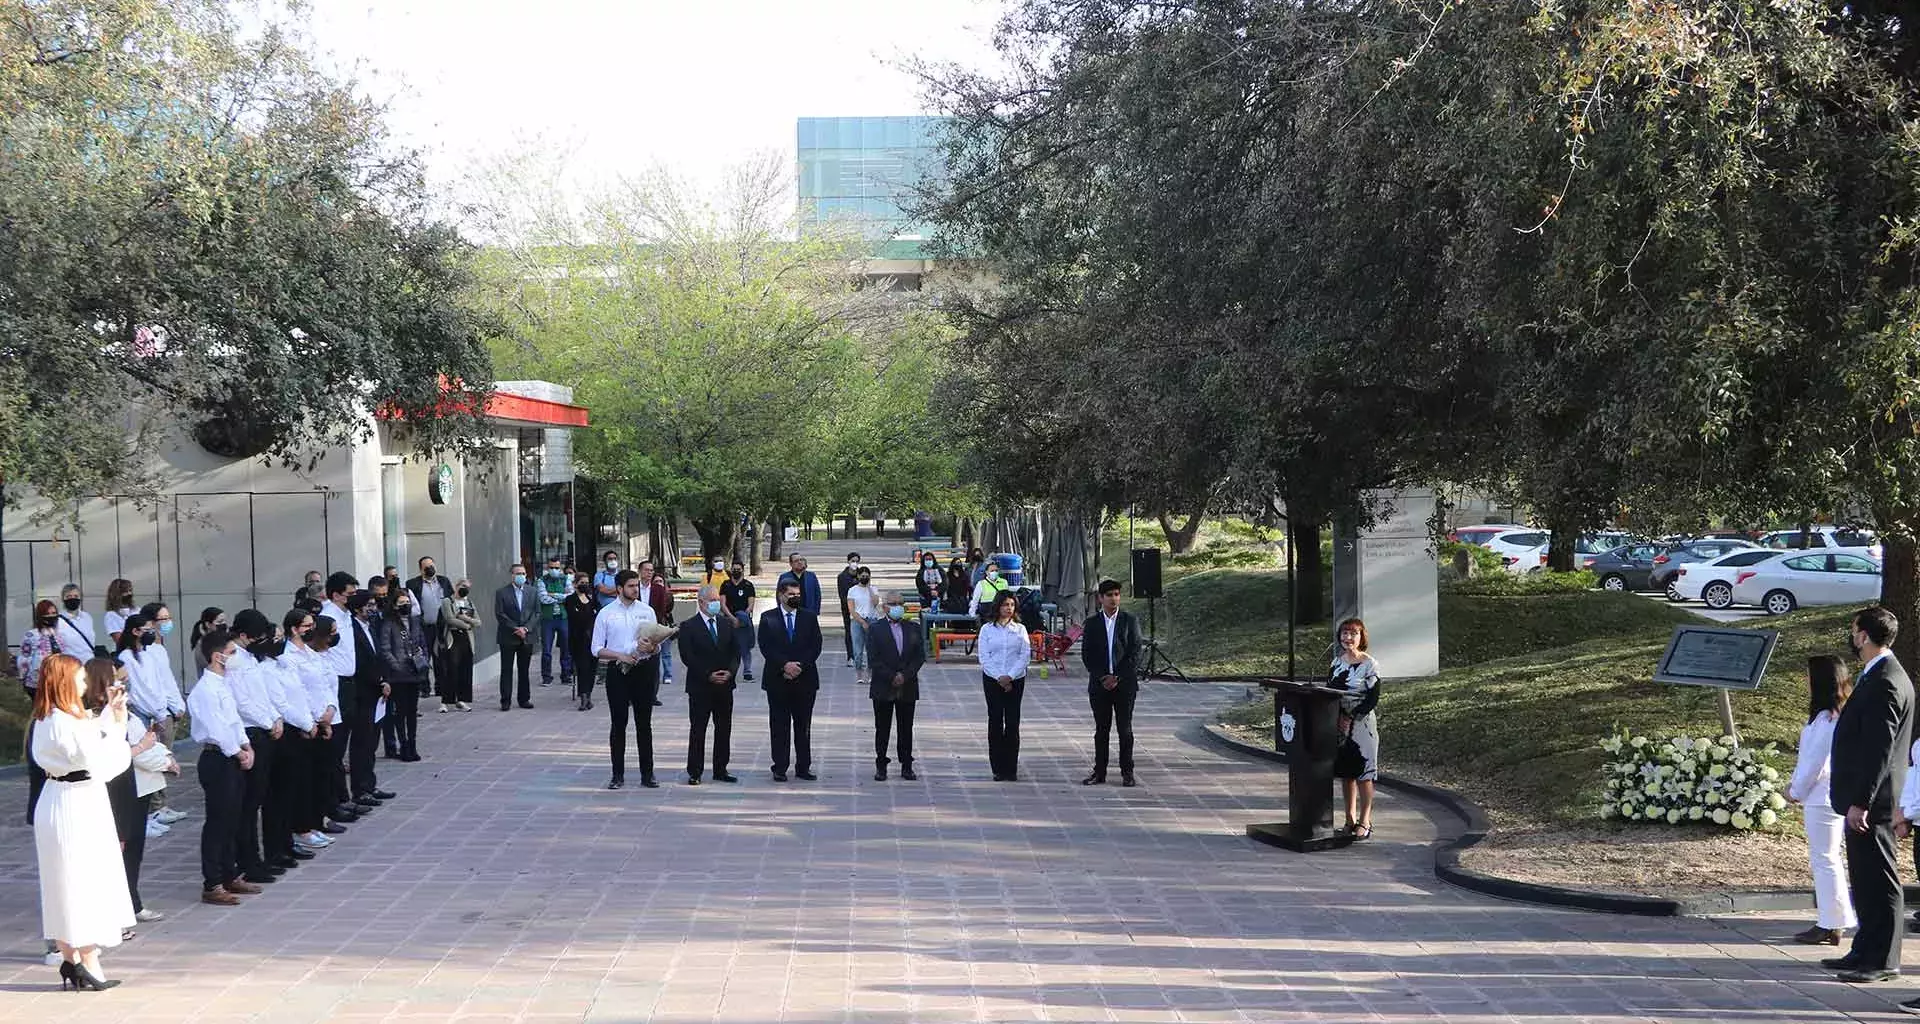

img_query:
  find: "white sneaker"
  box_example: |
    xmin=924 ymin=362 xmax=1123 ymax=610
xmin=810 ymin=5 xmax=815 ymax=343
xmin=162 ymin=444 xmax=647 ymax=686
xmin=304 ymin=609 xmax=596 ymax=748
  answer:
xmin=156 ymin=807 xmax=190 ymax=824
xmin=438 ymin=704 xmax=451 ymax=713
xmin=43 ymin=950 xmax=63 ymax=966
xmin=457 ymin=702 xmax=472 ymax=712
xmin=135 ymin=908 xmax=165 ymax=923
xmin=300 ymin=831 xmax=333 ymax=847
xmin=145 ymin=819 xmax=170 ymax=838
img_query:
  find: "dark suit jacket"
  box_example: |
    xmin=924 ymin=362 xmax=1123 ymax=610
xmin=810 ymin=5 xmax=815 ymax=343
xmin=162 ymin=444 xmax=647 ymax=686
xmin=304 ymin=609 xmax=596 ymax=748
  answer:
xmin=866 ymin=618 xmax=924 ymax=701
xmin=1081 ymin=609 xmax=1143 ymax=695
xmin=494 ymin=583 xmax=539 ymax=648
xmin=348 ymin=617 xmax=385 ymax=703
xmin=1830 ymin=652 xmax=1916 ymax=820
xmin=776 ymin=570 xmax=823 ymax=614
xmin=757 ymin=607 xmax=823 ymax=693
xmin=676 ymin=613 xmax=740 ymax=694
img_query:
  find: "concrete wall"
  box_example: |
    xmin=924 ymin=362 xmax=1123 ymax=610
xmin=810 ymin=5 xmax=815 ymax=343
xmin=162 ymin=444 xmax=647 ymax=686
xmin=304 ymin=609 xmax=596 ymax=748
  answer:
xmin=459 ymin=442 xmax=520 ymax=666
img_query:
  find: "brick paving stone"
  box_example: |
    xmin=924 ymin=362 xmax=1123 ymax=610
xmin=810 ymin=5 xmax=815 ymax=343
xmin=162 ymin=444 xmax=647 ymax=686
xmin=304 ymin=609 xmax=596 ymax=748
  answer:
xmin=0 ymin=540 xmax=1914 ymax=1021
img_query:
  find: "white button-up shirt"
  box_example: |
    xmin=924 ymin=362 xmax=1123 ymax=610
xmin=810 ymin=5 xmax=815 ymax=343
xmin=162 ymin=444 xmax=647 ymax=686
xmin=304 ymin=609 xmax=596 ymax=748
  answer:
xmin=55 ymin=609 xmax=96 ymax=653
xmin=977 ymin=621 xmax=1031 ymax=681
xmin=262 ymin=657 xmax=315 ymax=732
xmin=285 ymin=645 xmax=339 ymax=724
xmin=225 ymin=648 xmax=280 ymax=730
xmin=591 ymin=598 xmax=659 ymax=660
xmin=121 ymin=645 xmax=186 ymax=720
xmin=187 ymin=668 xmax=249 ymax=756
xmin=318 ymin=600 xmax=356 ymax=677
xmin=1103 ymin=611 xmax=1120 ymax=674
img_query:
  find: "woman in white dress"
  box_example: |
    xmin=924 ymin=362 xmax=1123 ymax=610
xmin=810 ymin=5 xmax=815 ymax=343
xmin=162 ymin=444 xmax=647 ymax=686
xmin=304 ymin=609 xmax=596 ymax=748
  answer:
xmin=1329 ymin=618 xmax=1382 ymax=840
xmin=977 ymin=592 xmax=1033 ymax=781
xmin=30 ymin=653 xmax=136 ymax=991
xmin=1792 ymin=655 xmax=1856 ymax=945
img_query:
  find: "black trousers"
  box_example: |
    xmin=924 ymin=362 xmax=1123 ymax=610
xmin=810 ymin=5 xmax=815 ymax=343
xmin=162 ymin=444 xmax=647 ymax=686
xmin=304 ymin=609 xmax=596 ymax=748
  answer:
xmin=982 ymin=676 xmax=1026 ymax=778
xmin=239 ymin=726 xmax=276 ymax=874
xmin=393 ymin=681 xmax=421 ymax=754
xmin=273 ymin=732 xmax=314 ymax=838
xmin=688 ymin=686 xmax=735 ymax=778
xmin=1845 ymin=818 xmax=1905 ymax=970
xmin=382 ymin=701 xmax=400 ymax=753
xmin=349 ymin=688 xmax=380 ymax=798
xmin=1089 ymin=686 xmax=1137 ymax=776
xmin=874 ymin=698 xmax=916 ymax=767
xmin=767 ymin=686 xmax=817 ymax=774
xmin=442 ymin=636 xmax=474 ymax=705
xmin=500 ymin=641 xmax=533 ymax=706
xmin=605 ymin=660 xmax=657 ymax=781
xmin=106 ymin=768 xmax=147 ymax=914
xmin=572 ymin=633 xmax=599 ymax=701
xmin=198 ymin=747 xmax=244 ymax=889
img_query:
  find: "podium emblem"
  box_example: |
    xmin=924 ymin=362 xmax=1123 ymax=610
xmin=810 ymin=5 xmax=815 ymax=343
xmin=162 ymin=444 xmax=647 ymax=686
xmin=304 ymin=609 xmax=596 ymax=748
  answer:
xmin=1279 ymin=710 xmax=1296 ymax=743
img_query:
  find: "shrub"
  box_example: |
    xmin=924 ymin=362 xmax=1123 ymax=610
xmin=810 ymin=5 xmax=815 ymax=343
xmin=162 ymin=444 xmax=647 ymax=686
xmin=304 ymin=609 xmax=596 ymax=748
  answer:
xmin=1599 ymin=727 xmax=1787 ymax=829
xmin=1439 ymin=541 xmax=1505 ymax=578
xmin=1445 ymin=568 xmax=1596 ymax=596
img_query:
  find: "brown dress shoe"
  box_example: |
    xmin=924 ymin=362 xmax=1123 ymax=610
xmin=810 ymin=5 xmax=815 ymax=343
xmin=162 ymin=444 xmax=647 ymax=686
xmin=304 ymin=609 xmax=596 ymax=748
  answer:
xmin=201 ymin=886 xmax=241 ymax=906
xmin=225 ymin=878 xmax=264 ymax=895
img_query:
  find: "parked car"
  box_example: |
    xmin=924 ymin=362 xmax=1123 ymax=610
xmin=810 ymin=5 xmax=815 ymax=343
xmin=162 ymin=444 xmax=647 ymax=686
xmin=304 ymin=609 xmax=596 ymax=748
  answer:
xmin=1729 ymin=552 xmax=1882 ymax=615
xmin=1757 ymin=527 xmax=1883 ymax=561
xmin=1649 ymin=539 xmax=1762 ymax=600
xmin=1572 ymin=532 xmax=1634 ymax=567
xmin=1672 ymin=549 xmax=1787 ymax=608
xmin=1450 ymin=523 xmax=1528 ymax=547
xmin=1483 ymin=529 xmax=1550 ymax=574
xmin=1589 ymin=542 xmax=1669 ymax=592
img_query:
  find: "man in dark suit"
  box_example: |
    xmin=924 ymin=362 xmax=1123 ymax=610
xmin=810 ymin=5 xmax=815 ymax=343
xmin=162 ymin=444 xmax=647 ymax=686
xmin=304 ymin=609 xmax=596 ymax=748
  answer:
xmin=757 ymin=579 xmax=823 ymax=782
xmin=865 ymin=589 xmax=924 ymax=781
xmin=776 ymin=554 xmax=822 ymax=615
xmin=677 ymin=584 xmax=740 ymax=785
xmin=1080 ymin=579 xmax=1143 ymax=787
xmin=1826 ymin=606 xmax=1915 ymax=983
xmin=345 ymin=593 xmax=394 ymax=807
xmin=494 ymin=563 xmax=539 ymax=710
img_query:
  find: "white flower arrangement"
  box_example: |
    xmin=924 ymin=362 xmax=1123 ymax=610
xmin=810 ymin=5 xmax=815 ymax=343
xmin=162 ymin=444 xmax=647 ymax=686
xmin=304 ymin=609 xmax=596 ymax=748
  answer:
xmin=1598 ymin=727 xmax=1785 ymax=830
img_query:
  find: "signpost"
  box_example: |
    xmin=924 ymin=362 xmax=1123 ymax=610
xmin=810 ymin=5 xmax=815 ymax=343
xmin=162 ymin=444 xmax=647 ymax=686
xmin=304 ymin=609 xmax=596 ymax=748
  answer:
xmin=1652 ymin=625 xmax=1780 ymax=746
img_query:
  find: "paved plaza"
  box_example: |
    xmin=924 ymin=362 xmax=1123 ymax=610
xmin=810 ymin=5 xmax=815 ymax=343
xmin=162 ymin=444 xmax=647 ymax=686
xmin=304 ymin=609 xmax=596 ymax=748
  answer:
xmin=0 ymin=549 xmax=1913 ymax=1022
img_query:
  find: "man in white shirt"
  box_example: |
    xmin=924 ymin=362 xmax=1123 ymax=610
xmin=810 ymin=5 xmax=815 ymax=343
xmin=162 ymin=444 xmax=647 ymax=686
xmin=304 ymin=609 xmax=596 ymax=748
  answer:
xmin=227 ymin=610 xmax=285 ymax=888
xmin=592 ymin=570 xmax=661 ymax=790
xmin=1079 ymin=579 xmax=1143 ymax=788
xmin=316 ymin=572 xmax=360 ymax=818
xmin=188 ymin=629 xmax=259 ymax=906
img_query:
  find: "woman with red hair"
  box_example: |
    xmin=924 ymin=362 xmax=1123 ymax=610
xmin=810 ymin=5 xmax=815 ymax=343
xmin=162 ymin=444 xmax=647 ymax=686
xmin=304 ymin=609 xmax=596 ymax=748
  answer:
xmin=30 ymin=654 xmax=136 ymax=991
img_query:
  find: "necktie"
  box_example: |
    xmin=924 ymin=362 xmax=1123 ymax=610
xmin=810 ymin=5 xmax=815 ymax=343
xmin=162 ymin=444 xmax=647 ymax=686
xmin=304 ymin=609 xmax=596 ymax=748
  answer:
xmin=892 ymin=622 xmax=904 ymax=652
xmin=786 ymin=613 xmax=795 ymax=640
xmin=707 ymin=617 xmax=717 ymax=644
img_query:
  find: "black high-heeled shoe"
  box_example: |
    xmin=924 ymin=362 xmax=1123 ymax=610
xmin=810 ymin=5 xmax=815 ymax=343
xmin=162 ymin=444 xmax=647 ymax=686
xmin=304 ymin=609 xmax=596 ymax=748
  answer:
xmin=58 ymin=961 xmax=74 ymax=991
xmin=69 ymin=962 xmax=121 ymax=991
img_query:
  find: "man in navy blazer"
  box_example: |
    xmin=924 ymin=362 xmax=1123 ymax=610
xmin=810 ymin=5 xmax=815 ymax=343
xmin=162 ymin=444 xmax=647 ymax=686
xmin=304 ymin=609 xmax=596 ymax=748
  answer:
xmin=757 ymin=579 xmax=823 ymax=781
xmin=865 ymin=589 xmax=924 ymax=782
xmin=775 ymin=553 xmax=822 ymax=615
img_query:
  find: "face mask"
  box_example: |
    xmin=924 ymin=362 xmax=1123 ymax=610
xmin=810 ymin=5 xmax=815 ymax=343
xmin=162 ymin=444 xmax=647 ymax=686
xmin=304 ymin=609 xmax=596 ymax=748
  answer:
xmin=857 ymin=575 xmax=871 ymax=585
xmin=158 ymin=621 xmax=174 ymax=637
xmin=605 ymin=560 xmax=618 ymax=571
xmin=713 ymin=561 xmax=725 ymax=572
xmin=785 ymin=596 xmax=802 ymax=610
xmin=848 ymin=560 xmax=860 ymax=568
xmin=456 ymin=586 xmax=470 ymax=597
xmin=887 ymin=606 xmax=905 ymax=621
xmin=423 ymin=566 xmax=436 ymax=578
xmin=397 ymin=600 xmax=412 ymax=612
xmin=577 ymin=582 xmax=592 ymax=593
xmin=34 ymin=616 xmax=55 ymax=629
xmin=140 ymin=629 xmax=157 ymax=644
xmin=513 ymin=573 xmax=527 ymax=585
xmin=987 ymin=570 xmax=999 ymax=579
xmin=923 ymin=560 xmax=934 ymax=568
xmin=62 ymin=597 xmax=81 ymax=611
xmin=705 ymin=599 xmax=724 ymax=616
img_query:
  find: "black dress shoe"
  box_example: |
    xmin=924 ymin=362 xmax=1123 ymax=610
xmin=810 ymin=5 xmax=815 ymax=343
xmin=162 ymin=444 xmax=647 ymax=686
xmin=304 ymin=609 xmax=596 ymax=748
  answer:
xmin=371 ymin=789 xmax=396 ymax=800
xmin=1082 ymin=773 xmax=1106 ymax=786
xmin=772 ymin=772 xmax=788 ymax=782
xmin=796 ymin=771 xmax=816 ymax=781
xmin=518 ymin=702 xmax=534 ymax=709
xmin=320 ymin=822 xmax=348 ymax=834
xmin=264 ymin=863 xmax=289 ymax=875
xmin=1839 ymin=968 xmax=1900 ymax=983
xmin=652 ymin=698 xmax=663 ymax=706
xmin=714 ymin=772 xmax=739 ymax=783
xmin=242 ymin=870 xmax=278 ymax=884
xmin=353 ymin=802 xmax=378 ymax=814
xmin=1793 ymin=925 xmax=1843 ymax=945
xmin=383 ymin=748 xmax=400 ymax=759
xmin=284 ymin=848 xmax=315 ymax=861
xmin=687 ymin=775 xmax=701 ymax=786
xmin=332 ymin=806 xmax=360 ymax=821
xmin=640 ymin=776 xmax=659 ymax=788
xmin=874 ymin=766 xmax=888 ymax=781
xmin=1822 ymin=956 xmax=1863 ymax=970
xmin=900 ymin=767 xmax=917 ymax=781
xmin=1122 ymin=774 xmax=1137 ymax=788
xmin=607 ymin=778 xmax=623 ymax=790
xmin=499 ymin=703 xmax=511 ymax=711
xmin=355 ymin=796 xmax=382 ymax=807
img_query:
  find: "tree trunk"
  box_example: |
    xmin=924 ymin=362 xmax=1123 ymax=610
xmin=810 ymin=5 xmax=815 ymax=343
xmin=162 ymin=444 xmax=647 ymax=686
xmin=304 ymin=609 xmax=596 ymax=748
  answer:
xmin=767 ymin=516 xmax=785 ymax=562
xmin=747 ymin=520 xmax=761 ymax=575
xmin=1883 ymin=530 xmax=1920 ymax=670
xmin=1157 ymin=508 xmax=1206 ymax=555
xmin=691 ymin=516 xmax=737 ymax=575
xmin=0 ymin=489 xmax=8 ymax=673
xmin=961 ymin=517 xmax=975 ymax=551
xmin=1545 ymin=517 xmax=1579 ymax=573
xmin=1293 ymin=519 xmax=1326 ymax=624
xmin=845 ymin=512 xmax=859 ymax=540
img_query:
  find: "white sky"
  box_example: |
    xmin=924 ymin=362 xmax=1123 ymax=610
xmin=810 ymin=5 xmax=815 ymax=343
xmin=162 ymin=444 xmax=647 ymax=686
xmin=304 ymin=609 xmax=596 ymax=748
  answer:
xmin=297 ymin=0 xmax=1008 ymax=205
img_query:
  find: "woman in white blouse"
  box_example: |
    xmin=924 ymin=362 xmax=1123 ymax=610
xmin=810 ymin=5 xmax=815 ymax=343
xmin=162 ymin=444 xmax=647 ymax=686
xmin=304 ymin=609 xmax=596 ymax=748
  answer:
xmin=845 ymin=568 xmax=878 ymax=685
xmin=976 ymin=592 xmax=1032 ymax=782
xmin=1789 ymin=655 xmax=1855 ymax=945
xmin=30 ymin=653 xmax=136 ymax=991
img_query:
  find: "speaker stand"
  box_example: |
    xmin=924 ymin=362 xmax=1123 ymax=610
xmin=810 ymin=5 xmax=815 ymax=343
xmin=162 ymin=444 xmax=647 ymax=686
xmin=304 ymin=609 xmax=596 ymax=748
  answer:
xmin=1142 ymin=597 xmax=1189 ymax=681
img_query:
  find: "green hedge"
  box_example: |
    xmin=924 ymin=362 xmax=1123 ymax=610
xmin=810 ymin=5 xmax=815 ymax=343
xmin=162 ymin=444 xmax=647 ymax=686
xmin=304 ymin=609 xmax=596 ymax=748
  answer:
xmin=1446 ymin=568 xmax=1596 ymax=596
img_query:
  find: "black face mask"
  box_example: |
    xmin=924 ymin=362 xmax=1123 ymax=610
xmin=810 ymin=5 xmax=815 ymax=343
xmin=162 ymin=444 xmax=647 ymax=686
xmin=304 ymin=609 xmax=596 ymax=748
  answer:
xmin=34 ymin=617 xmax=55 ymax=629
xmin=577 ymin=583 xmax=592 ymax=593
xmin=140 ymin=630 xmax=157 ymax=645
xmin=456 ymin=586 xmax=470 ymax=597
xmin=784 ymin=596 xmax=802 ymax=610
xmin=423 ymin=566 xmax=436 ymax=578
xmin=62 ymin=597 xmax=81 ymax=611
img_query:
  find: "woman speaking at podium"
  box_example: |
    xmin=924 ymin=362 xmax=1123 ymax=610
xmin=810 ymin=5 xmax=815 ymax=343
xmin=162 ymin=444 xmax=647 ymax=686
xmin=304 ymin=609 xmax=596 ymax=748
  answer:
xmin=1329 ymin=618 xmax=1381 ymax=840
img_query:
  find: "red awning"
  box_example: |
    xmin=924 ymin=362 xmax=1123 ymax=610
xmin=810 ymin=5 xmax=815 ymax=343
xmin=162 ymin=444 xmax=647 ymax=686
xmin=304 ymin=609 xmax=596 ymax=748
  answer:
xmin=484 ymin=391 xmax=589 ymax=429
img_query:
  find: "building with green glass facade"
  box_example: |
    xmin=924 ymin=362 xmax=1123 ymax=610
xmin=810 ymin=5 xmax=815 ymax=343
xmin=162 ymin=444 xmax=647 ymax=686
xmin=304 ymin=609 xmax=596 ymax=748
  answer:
xmin=796 ymin=116 xmax=946 ymax=260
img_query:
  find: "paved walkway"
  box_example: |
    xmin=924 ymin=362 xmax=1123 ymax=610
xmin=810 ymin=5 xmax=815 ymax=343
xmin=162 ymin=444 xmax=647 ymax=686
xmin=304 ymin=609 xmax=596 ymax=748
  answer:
xmin=0 ymin=539 xmax=1913 ymax=1022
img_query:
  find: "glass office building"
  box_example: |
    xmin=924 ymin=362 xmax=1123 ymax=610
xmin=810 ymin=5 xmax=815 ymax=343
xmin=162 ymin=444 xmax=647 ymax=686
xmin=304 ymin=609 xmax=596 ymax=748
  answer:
xmin=796 ymin=116 xmax=947 ymax=257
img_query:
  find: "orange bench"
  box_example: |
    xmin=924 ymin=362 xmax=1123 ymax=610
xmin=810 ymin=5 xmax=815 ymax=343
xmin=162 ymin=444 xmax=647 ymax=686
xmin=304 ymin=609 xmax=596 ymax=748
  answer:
xmin=933 ymin=632 xmax=974 ymax=661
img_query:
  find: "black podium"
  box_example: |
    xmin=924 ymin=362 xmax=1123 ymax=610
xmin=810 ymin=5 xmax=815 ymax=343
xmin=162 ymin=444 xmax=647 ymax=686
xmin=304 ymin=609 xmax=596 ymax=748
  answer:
xmin=1247 ymin=678 xmax=1353 ymax=853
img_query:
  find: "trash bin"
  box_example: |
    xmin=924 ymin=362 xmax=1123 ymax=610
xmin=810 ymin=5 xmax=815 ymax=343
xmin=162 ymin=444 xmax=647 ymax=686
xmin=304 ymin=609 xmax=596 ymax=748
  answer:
xmin=990 ymin=552 xmax=1025 ymax=586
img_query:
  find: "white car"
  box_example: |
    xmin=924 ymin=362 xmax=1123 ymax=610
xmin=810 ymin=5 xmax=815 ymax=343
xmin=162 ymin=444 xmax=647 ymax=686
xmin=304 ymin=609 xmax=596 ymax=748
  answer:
xmin=1729 ymin=552 xmax=1882 ymax=615
xmin=1672 ymin=549 xmax=1787 ymax=608
xmin=1757 ymin=527 xmax=1882 ymax=561
xmin=1483 ymin=529 xmax=1550 ymax=574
